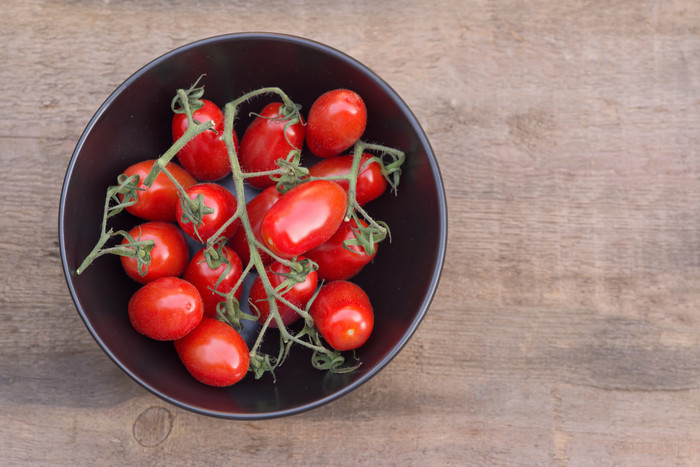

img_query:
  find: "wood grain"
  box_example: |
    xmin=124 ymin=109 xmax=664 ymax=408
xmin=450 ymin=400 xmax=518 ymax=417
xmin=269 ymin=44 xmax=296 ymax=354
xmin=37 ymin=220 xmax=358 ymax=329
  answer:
xmin=2 ymin=0 xmax=700 ymax=465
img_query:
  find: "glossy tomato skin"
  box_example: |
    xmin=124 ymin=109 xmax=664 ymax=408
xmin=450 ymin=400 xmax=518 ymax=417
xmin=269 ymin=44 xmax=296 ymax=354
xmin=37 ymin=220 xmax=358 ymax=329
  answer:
xmin=128 ymin=277 xmax=203 ymax=341
xmin=121 ymin=221 xmax=189 ymax=284
xmin=305 ymin=219 xmax=377 ymax=281
xmin=248 ymin=257 xmax=318 ymax=328
xmin=228 ymin=186 xmax=282 ymax=267
xmin=120 ymin=159 xmax=197 ymax=221
xmin=174 ymin=317 xmax=250 ymax=387
xmin=238 ymin=102 xmax=306 ymax=189
xmin=172 ymin=99 xmax=238 ymax=182
xmin=308 ymin=153 xmax=387 ymax=206
xmin=309 ymin=280 xmax=374 ymax=351
xmin=306 ymin=89 xmax=367 ymax=158
xmin=183 ymin=246 xmax=243 ymax=318
xmin=260 ymin=180 xmax=347 ymax=259
xmin=175 ymin=183 xmax=240 ymax=244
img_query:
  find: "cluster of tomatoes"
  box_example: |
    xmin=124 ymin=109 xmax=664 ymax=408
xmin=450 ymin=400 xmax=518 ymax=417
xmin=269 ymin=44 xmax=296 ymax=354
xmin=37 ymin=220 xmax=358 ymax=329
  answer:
xmin=89 ymin=86 xmax=398 ymax=387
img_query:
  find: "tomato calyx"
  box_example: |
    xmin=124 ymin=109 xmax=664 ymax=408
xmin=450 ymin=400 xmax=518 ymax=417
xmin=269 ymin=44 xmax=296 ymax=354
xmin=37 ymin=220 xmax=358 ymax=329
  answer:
xmin=171 ymin=74 xmax=207 ymax=116
xmin=75 ymin=173 xmax=156 ymax=275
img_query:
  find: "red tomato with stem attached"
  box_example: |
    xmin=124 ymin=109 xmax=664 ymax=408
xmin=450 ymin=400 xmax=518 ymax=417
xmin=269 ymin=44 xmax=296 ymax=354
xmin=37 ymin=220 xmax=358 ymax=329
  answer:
xmin=309 ymin=280 xmax=374 ymax=351
xmin=248 ymin=257 xmax=318 ymax=328
xmin=228 ymin=186 xmax=282 ymax=267
xmin=183 ymin=245 xmax=243 ymax=318
xmin=308 ymin=153 xmax=387 ymax=206
xmin=172 ymin=99 xmax=238 ymax=182
xmin=128 ymin=276 xmax=203 ymax=341
xmin=119 ymin=159 xmax=197 ymax=222
xmin=176 ymin=183 xmax=240 ymax=244
xmin=259 ymin=180 xmax=347 ymax=259
xmin=120 ymin=221 xmax=189 ymax=284
xmin=174 ymin=317 xmax=250 ymax=387
xmin=304 ymin=219 xmax=378 ymax=281
xmin=306 ymin=89 xmax=367 ymax=158
xmin=238 ymin=102 xmax=306 ymax=189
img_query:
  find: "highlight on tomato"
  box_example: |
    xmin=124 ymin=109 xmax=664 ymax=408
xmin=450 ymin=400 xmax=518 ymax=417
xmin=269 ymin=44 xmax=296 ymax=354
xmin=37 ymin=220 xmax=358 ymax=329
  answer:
xmin=119 ymin=159 xmax=197 ymax=222
xmin=120 ymin=221 xmax=189 ymax=284
xmin=238 ymin=101 xmax=306 ymax=189
xmin=248 ymin=257 xmax=318 ymax=328
xmin=183 ymin=245 xmax=243 ymax=318
xmin=259 ymin=180 xmax=347 ymax=259
xmin=175 ymin=183 xmax=240 ymax=244
xmin=128 ymin=276 xmax=204 ymax=341
xmin=306 ymin=89 xmax=367 ymax=158
xmin=310 ymin=280 xmax=374 ymax=351
xmin=174 ymin=317 xmax=250 ymax=387
xmin=172 ymin=99 xmax=238 ymax=181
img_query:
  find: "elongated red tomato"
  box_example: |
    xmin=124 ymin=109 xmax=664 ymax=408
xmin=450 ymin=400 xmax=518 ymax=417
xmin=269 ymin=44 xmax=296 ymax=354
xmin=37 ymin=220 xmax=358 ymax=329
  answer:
xmin=259 ymin=180 xmax=347 ymax=259
xmin=120 ymin=221 xmax=189 ymax=284
xmin=174 ymin=317 xmax=250 ymax=387
xmin=306 ymin=89 xmax=367 ymax=158
xmin=228 ymin=186 xmax=282 ymax=266
xmin=308 ymin=153 xmax=387 ymax=206
xmin=128 ymin=277 xmax=203 ymax=341
xmin=238 ymin=102 xmax=306 ymax=189
xmin=176 ymin=183 xmax=240 ymax=243
xmin=183 ymin=246 xmax=243 ymax=318
xmin=172 ymin=99 xmax=238 ymax=181
xmin=304 ymin=219 xmax=377 ymax=281
xmin=310 ymin=281 xmax=374 ymax=351
xmin=119 ymin=159 xmax=197 ymax=221
xmin=248 ymin=257 xmax=318 ymax=328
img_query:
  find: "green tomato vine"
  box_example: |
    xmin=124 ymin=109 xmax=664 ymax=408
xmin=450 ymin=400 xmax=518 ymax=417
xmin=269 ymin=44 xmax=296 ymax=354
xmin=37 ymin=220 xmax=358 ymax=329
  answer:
xmin=77 ymin=77 xmax=405 ymax=380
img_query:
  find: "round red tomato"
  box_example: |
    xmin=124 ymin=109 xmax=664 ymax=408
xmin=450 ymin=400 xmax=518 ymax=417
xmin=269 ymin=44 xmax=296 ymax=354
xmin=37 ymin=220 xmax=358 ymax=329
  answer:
xmin=304 ymin=219 xmax=377 ymax=281
xmin=119 ymin=159 xmax=197 ymax=222
xmin=248 ymin=257 xmax=318 ymax=328
xmin=183 ymin=246 xmax=244 ymax=318
xmin=174 ymin=317 xmax=250 ymax=387
xmin=176 ymin=183 xmax=240 ymax=243
xmin=308 ymin=153 xmax=387 ymax=206
xmin=128 ymin=276 xmax=203 ymax=341
xmin=259 ymin=180 xmax=347 ymax=259
xmin=228 ymin=185 xmax=282 ymax=266
xmin=306 ymin=89 xmax=367 ymax=158
xmin=120 ymin=221 xmax=189 ymax=284
xmin=238 ymin=102 xmax=306 ymax=189
xmin=172 ymin=99 xmax=238 ymax=181
xmin=309 ymin=280 xmax=374 ymax=351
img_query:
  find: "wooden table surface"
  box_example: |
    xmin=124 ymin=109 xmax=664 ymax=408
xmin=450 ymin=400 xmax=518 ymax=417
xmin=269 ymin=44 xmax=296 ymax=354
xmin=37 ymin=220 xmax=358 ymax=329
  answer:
xmin=3 ymin=0 xmax=700 ymax=465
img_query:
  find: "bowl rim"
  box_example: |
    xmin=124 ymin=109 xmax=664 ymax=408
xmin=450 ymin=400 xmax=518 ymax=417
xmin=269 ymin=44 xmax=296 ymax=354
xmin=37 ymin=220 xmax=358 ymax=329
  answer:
xmin=58 ymin=31 xmax=448 ymax=419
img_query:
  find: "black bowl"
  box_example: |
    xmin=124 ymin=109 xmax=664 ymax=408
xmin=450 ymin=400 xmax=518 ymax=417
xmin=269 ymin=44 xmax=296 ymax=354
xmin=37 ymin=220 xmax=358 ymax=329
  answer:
xmin=59 ymin=32 xmax=447 ymax=419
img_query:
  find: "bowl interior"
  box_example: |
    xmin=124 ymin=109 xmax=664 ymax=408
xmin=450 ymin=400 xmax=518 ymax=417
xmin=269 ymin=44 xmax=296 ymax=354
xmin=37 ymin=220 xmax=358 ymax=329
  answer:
xmin=60 ymin=33 xmax=446 ymax=419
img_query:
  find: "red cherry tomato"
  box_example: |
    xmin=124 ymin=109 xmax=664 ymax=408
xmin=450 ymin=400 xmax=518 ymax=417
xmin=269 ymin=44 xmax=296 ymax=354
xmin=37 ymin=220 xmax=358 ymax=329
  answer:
xmin=120 ymin=221 xmax=189 ymax=284
xmin=183 ymin=246 xmax=243 ymax=318
xmin=309 ymin=281 xmax=374 ymax=351
xmin=248 ymin=257 xmax=318 ymax=328
xmin=304 ymin=219 xmax=377 ymax=281
xmin=228 ymin=186 xmax=282 ymax=267
xmin=259 ymin=180 xmax=347 ymax=259
xmin=308 ymin=153 xmax=387 ymax=206
xmin=238 ymin=102 xmax=306 ymax=189
xmin=119 ymin=159 xmax=197 ymax=221
xmin=306 ymin=89 xmax=367 ymax=158
xmin=172 ymin=99 xmax=238 ymax=181
xmin=128 ymin=277 xmax=203 ymax=341
xmin=174 ymin=317 xmax=250 ymax=387
xmin=175 ymin=183 xmax=240 ymax=243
